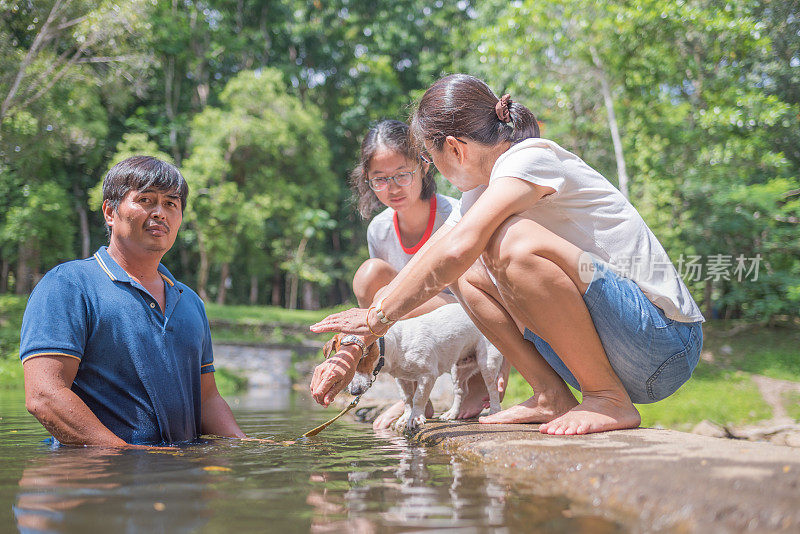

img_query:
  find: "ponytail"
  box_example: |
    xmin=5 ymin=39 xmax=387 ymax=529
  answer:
xmin=410 ymin=74 xmax=540 ymax=150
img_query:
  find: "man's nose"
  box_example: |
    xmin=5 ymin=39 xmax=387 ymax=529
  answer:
xmin=151 ymin=202 xmax=165 ymax=219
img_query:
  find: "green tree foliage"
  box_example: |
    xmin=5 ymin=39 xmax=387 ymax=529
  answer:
xmin=182 ymin=69 xmax=336 ymax=305
xmin=0 ymin=0 xmax=797 ymax=320
xmin=464 ymin=0 xmax=799 ymax=320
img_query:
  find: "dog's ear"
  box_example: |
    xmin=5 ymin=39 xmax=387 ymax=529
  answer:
xmin=322 ymin=333 xmax=342 ymax=359
xmin=356 ymin=340 xmax=381 ymax=374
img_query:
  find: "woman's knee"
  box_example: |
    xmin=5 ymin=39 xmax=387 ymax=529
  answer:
xmin=483 ymin=218 xmax=547 ymax=278
xmin=454 ymin=263 xmax=495 ymax=299
xmin=484 ymin=217 xmax=582 ymax=289
xmin=352 ymin=258 xmax=396 ymax=305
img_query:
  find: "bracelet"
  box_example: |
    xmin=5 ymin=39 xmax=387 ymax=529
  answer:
xmin=374 ymin=297 xmax=394 ymax=325
xmin=339 ymin=334 xmax=366 ymax=358
xmin=365 ymin=307 xmax=383 ymax=337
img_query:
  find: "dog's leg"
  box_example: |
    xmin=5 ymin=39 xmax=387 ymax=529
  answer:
xmin=407 ymin=375 xmax=436 ymax=430
xmin=478 ymin=344 xmax=503 ymax=415
xmin=394 ymin=379 xmax=415 ymax=431
xmin=441 ymin=363 xmax=472 ymax=420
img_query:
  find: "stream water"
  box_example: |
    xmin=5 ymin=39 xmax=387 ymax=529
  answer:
xmin=0 ymin=389 xmax=628 ymax=533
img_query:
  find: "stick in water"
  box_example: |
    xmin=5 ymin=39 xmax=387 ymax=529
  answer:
xmin=302 ymin=396 xmax=361 ymax=438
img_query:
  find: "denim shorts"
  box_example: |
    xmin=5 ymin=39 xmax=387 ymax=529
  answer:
xmin=523 ymin=260 xmax=703 ymax=404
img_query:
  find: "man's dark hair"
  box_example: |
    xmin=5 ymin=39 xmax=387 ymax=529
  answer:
xmin=103 ymin=155 xmax=189 ymax=213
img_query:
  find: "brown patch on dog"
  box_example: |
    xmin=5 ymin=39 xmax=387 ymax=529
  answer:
xmin=356 ymin=341 xmax=380 ymax=375
xmin=322 ymin=333 xmax=343 ymax=359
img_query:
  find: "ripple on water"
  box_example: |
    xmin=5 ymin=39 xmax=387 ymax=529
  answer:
xmin=0 ymin=390 xmax=629 ymax=533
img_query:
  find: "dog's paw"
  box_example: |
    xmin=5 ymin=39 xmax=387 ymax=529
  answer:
xmin=439 ymin=408 xmax=459 ymax=421
xmin=394 ymin=411 xmax=411 ymax=432
xmin=407 ymin=413 xmax=426 ymax=430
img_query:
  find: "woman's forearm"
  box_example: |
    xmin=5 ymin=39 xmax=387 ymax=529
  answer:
xmin=376 ymin=227 xmax=484 ymax=323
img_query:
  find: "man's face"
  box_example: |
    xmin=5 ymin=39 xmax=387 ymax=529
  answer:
xmin=104 ymin=188 xmax=183 ymax=256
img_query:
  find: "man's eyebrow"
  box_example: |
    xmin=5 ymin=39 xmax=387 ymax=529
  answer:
xmin=139 ymin=188 xmax=180 ymax=199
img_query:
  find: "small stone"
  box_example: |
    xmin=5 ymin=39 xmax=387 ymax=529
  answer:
xmin=692 ymin=420 xmax=727 ymax=438
xmin=154 ymin=502 xmax=165 ymax=511
xmin=783 ymin=432 xmax=800 ymax=448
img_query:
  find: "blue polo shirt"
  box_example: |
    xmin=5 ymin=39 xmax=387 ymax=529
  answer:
xmin=19 ymin=246 xmax=215 ymax=445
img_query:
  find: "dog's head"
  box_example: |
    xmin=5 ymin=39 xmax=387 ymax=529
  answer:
xmin=322 ymin=333 xmax=381 ymax=396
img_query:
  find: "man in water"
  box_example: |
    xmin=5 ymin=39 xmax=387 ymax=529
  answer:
xmin=20 ymin=156 xmax=245 ymax=446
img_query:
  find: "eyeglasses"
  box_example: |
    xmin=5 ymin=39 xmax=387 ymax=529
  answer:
xmin=366 ymin=156 xmax=431 ymax=192
xmin=367 ymin=170 xmax=415 ymax=191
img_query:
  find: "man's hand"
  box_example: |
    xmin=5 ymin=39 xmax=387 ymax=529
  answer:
xmin=310 ymin=345 xmax=360 ymax=407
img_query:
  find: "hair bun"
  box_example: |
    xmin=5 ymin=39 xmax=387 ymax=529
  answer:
xmin=495 ymin=94 xmax=512 ymax=123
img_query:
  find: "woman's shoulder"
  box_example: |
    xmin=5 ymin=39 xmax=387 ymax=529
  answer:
xmin=435 ymin=193 xmax=460 ymax=214
xmin=366 ymin=206 xmax=396 ymax=240
xmin=496 ymin=138 xmax=568 ymax=167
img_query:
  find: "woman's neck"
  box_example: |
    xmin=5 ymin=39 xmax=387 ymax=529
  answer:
xmin=476 ymin=141 xmax=513 ymax=183
xmin=396 ymin=196 xmax=433 ymax=241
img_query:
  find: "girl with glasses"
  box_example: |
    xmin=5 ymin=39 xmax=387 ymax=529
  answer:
xmin=348 ymin=119 xmax=509 ymax=429
xmin=312 ymin=75 xmax=704 ymax=435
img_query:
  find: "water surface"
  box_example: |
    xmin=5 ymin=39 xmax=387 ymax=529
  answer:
xmin=0 ymin=389 xmax=627 ymax=533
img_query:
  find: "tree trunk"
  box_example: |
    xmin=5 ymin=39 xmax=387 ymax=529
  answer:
xmin=287 ymin=274 xmax=298 ymax=310
xmin=302 ymin=281 xmax=319 ymax=310
xmin=0 ymin=258 xmax=9 ymax=293
xmin=287 ymin=236 xmax=309 ymax=310
xmin=16 ymin=244 xmax=33 ymax=294
xmin=332 ymin=230 xmax=350 ymax=304
xmin=216 ymin=262 xmax=230 ymax=305
xmin=590 ymin=46 xmax=630 ymax=199
xmin=271 ymin=271 xmax=282 ymax=307
xmin=249 ymin=274 xmax=258 ymax=305
xmin=196 ymin=229 xmax=209 ymax=301
xmin=76 ymin=193 xmax=91 ymax=258
xmin=703 ymin=280 xmax=714 ymax=320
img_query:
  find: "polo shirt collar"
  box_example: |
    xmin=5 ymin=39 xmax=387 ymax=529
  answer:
xmin=94 ymin=246 xmax=178 ymax=289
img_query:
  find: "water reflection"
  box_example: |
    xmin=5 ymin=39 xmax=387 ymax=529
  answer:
xmin=15 ymin=446 xmax=215 ymax=533
xmin=5 ymin=391 xmax=627 ymax=533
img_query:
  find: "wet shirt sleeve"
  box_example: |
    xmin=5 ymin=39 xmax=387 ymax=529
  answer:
xmin=200 ymin=310 xmax=215 ymax=374
xmin=19 ymin=269 xmax=88 ymax=364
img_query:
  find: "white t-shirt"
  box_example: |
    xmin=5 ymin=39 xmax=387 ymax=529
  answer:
xmin=368 ymin=193 xmax=459 ymax=271
xmin=445 ymin=138 xmax=704 ymax=323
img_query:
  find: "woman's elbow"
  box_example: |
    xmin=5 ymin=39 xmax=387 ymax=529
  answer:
xmin=441 ymin=235 xmax=480 ymax=267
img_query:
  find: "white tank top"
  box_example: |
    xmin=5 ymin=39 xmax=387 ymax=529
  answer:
xmin=445 ymin=138 xmax=704 ymax=323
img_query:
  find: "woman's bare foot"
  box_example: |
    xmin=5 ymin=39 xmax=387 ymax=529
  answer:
xmin=538 ymin=392 xmax=641 ymax=435
xmin=478 ymin=388 xmax=577 ymax=424
xmin=373 ymin=400 xmax=434 ymax=430
xmin=458 ymin=362 xmax=511 ymax=419
xmin=457 ymin=373 xmax=491 ymax=419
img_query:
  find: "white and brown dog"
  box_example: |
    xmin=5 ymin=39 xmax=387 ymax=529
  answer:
xmin=323 ymin=303 xmax=503 ymax=431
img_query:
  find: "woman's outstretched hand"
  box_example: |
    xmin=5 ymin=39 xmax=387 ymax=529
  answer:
xmin=310 ymin=307 xmax=372 ymax=336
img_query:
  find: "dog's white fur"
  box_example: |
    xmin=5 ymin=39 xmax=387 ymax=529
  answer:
xmin=348 ymin=303 xmax=504 ymax=431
